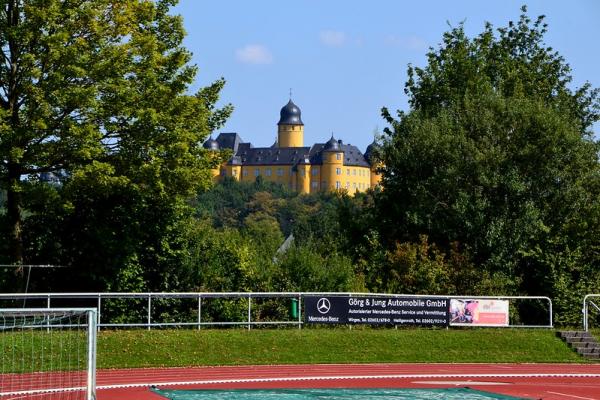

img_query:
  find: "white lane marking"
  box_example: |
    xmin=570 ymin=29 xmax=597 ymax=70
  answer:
xmin=546 ymin=392 xmax=598 ymax=400
xmin=412 ymin=381 xmax=510 ymax=386
xmin=94 ymin=373 xmax=600 ymax=390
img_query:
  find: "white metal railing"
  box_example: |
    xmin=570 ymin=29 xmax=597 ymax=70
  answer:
xmin=0 ymin=292 xmax=553 ymax=330
xmin=583 ymin=294 xmax=600 ymax=331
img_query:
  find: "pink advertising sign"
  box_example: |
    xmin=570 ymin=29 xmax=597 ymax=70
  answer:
xmin=449 ymin=299 xmax=509 ymax=326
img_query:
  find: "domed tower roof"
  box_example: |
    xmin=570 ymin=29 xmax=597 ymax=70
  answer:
xmin=323 ymin=134 xmax=340 ymax=151
xmin=278 ymin=100 xmax=304 ymax=125
xmin=364 ymin=140 xmax=380 ymax=162
xmin=203 ymin=137 xmax=220 ymax=150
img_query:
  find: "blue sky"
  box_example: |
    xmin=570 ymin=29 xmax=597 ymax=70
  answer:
xmin=173 ymin=0 xmax=600 ymax=151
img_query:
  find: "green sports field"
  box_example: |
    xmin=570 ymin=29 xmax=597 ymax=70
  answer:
xmin=97 ymin=328 xmax=589 ymax=368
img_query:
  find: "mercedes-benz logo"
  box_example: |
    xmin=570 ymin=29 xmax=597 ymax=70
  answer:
xmin=317 ymin=298 xmax=331 ymax=314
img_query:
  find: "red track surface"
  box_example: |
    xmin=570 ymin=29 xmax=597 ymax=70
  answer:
xmin=94 ymin=364 xmax=600 ymax=400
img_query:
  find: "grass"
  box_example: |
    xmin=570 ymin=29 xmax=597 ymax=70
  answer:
xmin=97 ymin=328 xmax=585 ymax=368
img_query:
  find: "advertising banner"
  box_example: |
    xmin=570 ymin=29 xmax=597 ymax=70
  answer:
xmin=449 ymin=299 xmax=509 ymax=326
xmin=304 ymin=296 xmax=449 ymax=327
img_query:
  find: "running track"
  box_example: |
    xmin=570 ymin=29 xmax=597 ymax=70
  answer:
xmin=95 ymin=364 xmax=600 ymax=400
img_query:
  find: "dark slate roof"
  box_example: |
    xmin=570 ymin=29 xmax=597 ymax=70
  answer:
xmin=323 ymin=135 xmax=340 ymax=151
xmin=215 ymin=132 xmax=243 ymax=153
xmin=341 ymin=143 xmax=370 ymax=167
xmin=217 ymin=132 xmax=372 ymax=168
xmin=307 ymin=141 xmax=370 ymax=167
xmin=233 ymin=146 xmax=311 ymax=166
xmin=278 ymin=100 xmax=304 ymax=125
xmin=364 ymin=140 xmax=381 ymax=163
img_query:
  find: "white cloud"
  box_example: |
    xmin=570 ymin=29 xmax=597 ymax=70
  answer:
xmin=320 ymin=30 xmax=346 ymax=47
xmin=236 ymin=44 xmax=273 ymax=65
xmin=385 ymin=35 xmax=427 ymax=51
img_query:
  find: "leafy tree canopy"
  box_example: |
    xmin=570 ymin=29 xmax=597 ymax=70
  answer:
xmin=378 ymin=6 xmax=600 ymax=323
xmin=0 ymin=0 xmax=232 ymax=265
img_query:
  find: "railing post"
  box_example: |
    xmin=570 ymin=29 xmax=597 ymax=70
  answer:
xmin=548 ymin=298 xmax=553 ymax=328
xmin=198 ymin=295 xmax=202 ymax=330
xmin=97 ymin=295 xmax=102 ymax=332
xmin=247 ymin=294 xmax=251 ymax=330
xmin=584 ymin=295 xmax=589 ymax=332
xmin=47 ymin=294 xmax=51 ymax=332
xmin=147 ymin=294 xmax=152 ymax=331
xmin=298 ymin=294 xmax=302 ymax=329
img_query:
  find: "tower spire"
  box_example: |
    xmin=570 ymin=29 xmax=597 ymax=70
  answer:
xmin=289 ymin=88 xmax=292 ymax=100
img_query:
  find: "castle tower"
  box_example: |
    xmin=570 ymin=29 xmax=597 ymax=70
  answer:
xmin=295 ymin=160 xmax=311 ymax=194
xmin=277 ymin=100 xmax=304 ymax=147
xmin=365 ymin=140 xmax=382 ymax=187
xmin=203 ymin=136 xmax=221 ymax=182
xmin=321 ymin=135 xmax=344 ymax=191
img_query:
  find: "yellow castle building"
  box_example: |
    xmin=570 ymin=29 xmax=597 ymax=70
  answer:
xmin=204 ymin=99 xmax=381 ymax=194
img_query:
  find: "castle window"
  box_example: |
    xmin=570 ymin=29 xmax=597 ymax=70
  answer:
xmin=300 ymin=169 xmax=305 ymax=177
xmin=336 ymin=168 xmax=341 ymax=175
xmin=220 ymin=169 xmax=226 ymax=176
xmin=353 ymin=183 xmax=357 ymax=189
xmin=311 ymin=182 xmax=318 ymax=189
xmin=347 ymin=169 xmax=350 ymax=175
xmin=254 ymin=168 xmax=260 ymax=177
xmin=312 ymin=168 xmax=319 ymax=176
xmin=266 ymin=168 xmax=272 ymax=176
xmin=336 ymin=153 xmax=341 ymax=160
xmin=322 ymin=180 xmax=327 ymax=188
xmin=232 ymin=170 xmax=237 ymax=176
xmin=243 ymin=170 xmax=248 ymax=177
xmin=277 ymin=168 xmax=283 ymax=176
xmin=346 ymin=182 xmax=350 ymax=188
xmin=353 ymin=169 xmax=356 ymax=175
xmin=336 ymin=181 xmax=341 ymax=189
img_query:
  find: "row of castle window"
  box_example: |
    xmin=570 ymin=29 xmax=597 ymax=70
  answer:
xmin=230 ymin=166 xmax=369 ymax=178
xmin=336 ymin=181 xmax=369 ymax=190
xmin=336 ymin=168 xmax=368 ymax=176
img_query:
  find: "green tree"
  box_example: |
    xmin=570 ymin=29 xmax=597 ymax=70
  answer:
xmin=379 ymin=7 xmax=600 ymax=323
xmin=0 ymin=0 xmax=230 ymax=266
